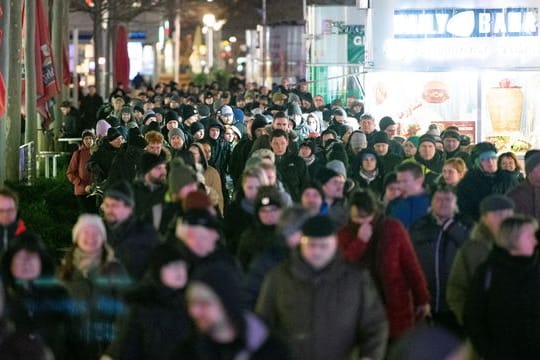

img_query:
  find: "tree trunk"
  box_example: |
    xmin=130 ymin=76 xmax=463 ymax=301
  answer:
xmin=51 ymin=0 xmax=64 ymax=142
xmin=5 ymin=0 xmax=23 ymax=182
xmin=0 ymin=0 xmax=11 ymax=185
xmin=24 ymin=0 xmax=37 ymax=183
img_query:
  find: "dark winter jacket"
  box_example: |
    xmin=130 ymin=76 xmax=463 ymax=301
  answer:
xmin=0 ymin=319 xmax=50 ymax=360
xmin=63 ymin=107 xmax=82 ymax=138
xmin=507 ymin=179 xmax=540 ymax=218
xmin=338 ymin=216 xmax=430 ymax=339
xmin=350 ymin=152 xmax=385 ymax=197
xmin=275 ymin=153 xmax=309 ymax=202
xmin=59 ymin=255 xmax=131 ymax=360
xmin=229 ymin=137 xmax=254 ymax=187
xmin=446 ymin=222 xmax=495 ymax=324
xmin=171 ymin=312 xmax=291 ymax=360
xmin=107 ymin=145 xmax=145 ymax=185
xmin=464 ymin=246 xmax=540 ymax=359
xmin=415 ymin=150 xmax=446 ymax=174
xmin=409 ymin=214 xmax=471 ymax=314
xmin=109 ymin=284 xmax=191 ymax=360
xmin=87 ymin=141 xmax=121 ymax=184
xmin=457 ymin=169 xmax=519 ymax=221
xmin=132 ymin=179 xmax=168 ymax=227
xmin=0 ymin=219 xmax=26 ymax=256
xmin=237 ymin=224 xmax=280 ymax=271
xmin=105 ymin=217 xmax=161 ymax=280
xmin=223 ymin=196 xmax=256 ymax=254
xmin=256 ymin=250 xmax=388 ymax=360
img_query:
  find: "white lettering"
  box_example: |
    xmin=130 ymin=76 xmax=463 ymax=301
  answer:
xmin=522 ymin=11 xmax=538 ymax=33
xmin=493 ymin=12 xmax=507 ymax=34
xmin=478 ymin=13 xmax=491 ymax=34
xmin=507 ymin=12 xmax=522 ymax=32
xmin=435 ymin=13 xmax=449 ymax=33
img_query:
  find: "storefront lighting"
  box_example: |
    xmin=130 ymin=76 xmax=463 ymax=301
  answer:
xmin=229 ymin=36 xmax=237 ymax=43
xmin=97 ymin=57 xmax=106 ymax=65
xmin=356 ymin=0 xmax=370 ymax=9
xmin=132 ymin=1 xmax=142 ymax=7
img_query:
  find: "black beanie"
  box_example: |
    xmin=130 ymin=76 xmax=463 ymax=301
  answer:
xmin=139 ymin=151 xmax=167 ymax=175
xmin=190 ymin=121 xmax=205 ymax=135
xmin=148 ymin=242 xmax=188 ymax=284
xmin=302 ymin=215 xmax=336 ymax=237
xmin=254 ymin=186 xmax=284 ymax=214
xmin=191 ymin=264 xmax=245 ymax=333
xmin=127 ymin=128 xmax=147 ymax=148
xmin=105 ymin=181 xmax=135 ymax=207
xmin=143 ymin=121 xmax=161 ymax=135
xmin=251 ymin=114 xmax=268 ymax=134
xmin=479 ymin=194 xmax=515 ymax=215
xmin=379 ymin=116 xmax=396 ymax=131
xmin=372 ymin=131 xmax=389 ymax=145
xmin=316 ymin=167 xmax=340 ymax=185
xmin=165 ymin=110 xmax=180 ymax=123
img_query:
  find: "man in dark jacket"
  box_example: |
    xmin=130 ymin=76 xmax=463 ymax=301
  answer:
xmin=457 ymin=142 xmax=519 ymax=221
xmin=174 ymin=264 xmax=291 ymax=359
xmin=371 ymin=131 xmax=403 ymax=175
xmin=379 ymin=116 xmax=405 ymax=157
xmin=256 ymin=215 xmax=388 ymax=360
xmin=133 ymin=151 xmax=168 ymax=230
xmin=102 ymin=181 xmax=161 ymax=280
xmin=79 ymin=85 xmax=103 ymax=130
xmin=60 ymin=100 xmax=83 ymax=138
xmin=441 ymin=130 xmax=470 ymax=164
xmin=0 ymin=188 xmax=26 ymax=256
xmin=270 ymin=129 xmax=309 ymax=201
xmin=87 ymin=127 xmax=124 ymax=185
xmin=409 ymin=185 xmax=471 ymax=335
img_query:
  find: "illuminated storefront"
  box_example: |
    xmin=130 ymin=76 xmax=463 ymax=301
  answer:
xmin=366 ymin=0 xmax=540 ymax=150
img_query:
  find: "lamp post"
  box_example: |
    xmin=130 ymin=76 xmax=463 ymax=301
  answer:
xmin=202 ymin=13 xmax=216 ymax=71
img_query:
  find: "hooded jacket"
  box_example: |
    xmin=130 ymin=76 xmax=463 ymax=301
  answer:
xmin=256 ymin=250 xmax=388 ymax=360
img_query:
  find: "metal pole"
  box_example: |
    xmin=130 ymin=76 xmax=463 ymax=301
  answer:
xmin=174 ymin=8 xmax=181 ymax=83
xmin=73 ymin=28 xmax=79 ymax=108
xmin=51 ymin=0 xmax=64 ymax=142
xmin=0 ymin=0 xmax=11 ymax=185
xmin=24 ymin=0 xmax=37 ymax=176
xmin=208 ymin=27 xmax=213 ymax=70
xmin=5 ymin=0 xmax=23 ymax=181
xmin=261 ymin=0 xmax=266 ymax=86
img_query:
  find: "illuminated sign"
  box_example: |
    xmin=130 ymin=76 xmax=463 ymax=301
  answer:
xmin=394 ymin=8 xmax=538 ymax=38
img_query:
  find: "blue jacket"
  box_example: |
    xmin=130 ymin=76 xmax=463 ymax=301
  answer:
xmin=387 ymin=193 xmax=430 ymax=229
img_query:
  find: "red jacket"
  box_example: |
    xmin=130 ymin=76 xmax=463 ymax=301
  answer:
xmin=67 ymin=146 xmax=92 ymax=195
xmin=338 ymin=216 xmax=430 ymax=339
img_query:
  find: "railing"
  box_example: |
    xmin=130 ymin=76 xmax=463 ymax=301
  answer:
xmin=18 ymin=141 xmax=34 ymax=184
xmin=36 ymin=151 xmax=69 ymax=179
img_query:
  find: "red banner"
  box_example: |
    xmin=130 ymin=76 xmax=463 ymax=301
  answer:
xmin=0 ymin=5 xmax=6 ymax=119
xmin=114 ymin=24 xmax=130 ymax=89
xmin=35 ymin=0 xmax=60 ymax=107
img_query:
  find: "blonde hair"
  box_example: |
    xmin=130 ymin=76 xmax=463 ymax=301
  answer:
xmin=444 ymin=158 xmax=467 ymax=176
xmin=496 ymin=215 xmax=538 ymax=251
xmin=145 ymin=130 xmax=164 ymax=144
xmin=241 ymin=166 xmax=269 ymax=187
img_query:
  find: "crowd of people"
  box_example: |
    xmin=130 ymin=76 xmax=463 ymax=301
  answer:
xmin=1 ymin=75 xmax=539 ymax=359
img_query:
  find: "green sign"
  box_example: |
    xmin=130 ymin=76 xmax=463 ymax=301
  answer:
xmin=348 ymin=32 xmax=365 ymax=64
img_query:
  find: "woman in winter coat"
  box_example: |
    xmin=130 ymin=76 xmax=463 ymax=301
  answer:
xmin=67 ymin=129 xmax=97 ymax=213
xmin=236 ymin=186 xmax=284 ymax=270
xmin=224 ymin=166 xmax=269 ymax=254
xmin=465 ymin=215 xmax=540 ymax=359
xmin=349 ymin=148 xmax=385 ymax=198
xmin=1 ymin=232 xmax=74 ymax=359
xmin=107 ymin=242 xmax=191 ymax=360
xmin=57 ymin=214 xmax=131 ymax=360
xmin=189 ymin=142 xmax=225 ymax=215
xmin=337 ymin=189 xmax=431 ymax=340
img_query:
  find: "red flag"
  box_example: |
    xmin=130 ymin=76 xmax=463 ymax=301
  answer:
xmin=0 ymin=5 xmax=6 ymax=119
xmin=35 ymin=0 xmax=60 ymax=107
xmin=114 ymin=24 xmax=130 ymax=89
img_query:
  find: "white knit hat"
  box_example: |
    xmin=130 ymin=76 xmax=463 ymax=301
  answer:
xmin=72 ymin=214 xmax=107 ymax=244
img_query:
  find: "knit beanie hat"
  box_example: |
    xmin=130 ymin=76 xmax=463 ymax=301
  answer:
xmin=148 ymin=242 xmax=189 ymax=284
xmin=418 ymin=134 xmax=436 ymax=146
xmin=105 ymin=181 xmax=135 ymax=207
xmin=302 ymin=215 xmax=336 ymax=237
xmin=287 ymin=102 xmax=302 ymax=117
xmin=121 ymin=105 xmax=132 ymax=114
xmin=349 ymin=131 xmax=367 ymax=150
xmin=182 ymin=105 xmax=198 ymax=120
xmin=168 ymin=127 xmax=185 ymax=143
xmin=379 ymin=116 xmax=396 ymax=131
xmin=372 ymin=131 xmax=389 ymax=145
xmin=218 ymin=105 xmax=234 ymax=116
xmin=525 ymin=150 xmax=540 ymax=175
xmin=255 ymin=186 xmax=284 ymax=213
xmin=479 ymin=194 xmax=515 ymax=215
xmin=72 ymin=214 xmax=107 ymax=244
xmin=96 ymin=119 xmax=112 ymax=138
xmin=168 ymin=158 xmax=198 ymax=194
xmin=316 ymin=167 xmax=340 ymax=185
xmin=181 ymin=209 xmax=221 ymax=231
xmin=251 ymin=114 xmax=268 ymax=135
xmin=441 ymin=130 xmax=461 ymax=141
xmin=190 ymin=121 xmax=205 ymax=135
xmin=143 ymin=111 xmax=157 ymax=123
xmin=406 ymin=136 xmax=420 ymax=148
xmin=277 ymin=205 xmax=311 ymax=238
xmin=197 ymin=104 xmax=211 ymax=117
xmin=302 ymin=181 xmax=325 ymax=200
xmin=164 ymin=110 xmax=180 ymax=124
xmin=190 ymin=264 xmax=245 ymax=334
xmin=233 ymin=108 xmax=245 ymax=123
xmin=182 ymin=189 xmax=212 ymax=211
xmin=139 ymin=151 xmax=167 ymax=175
xmin=106 ymin=127 xmax=122 ymax=142
xmin=326 ymin=160 xmax=347 ymax=179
